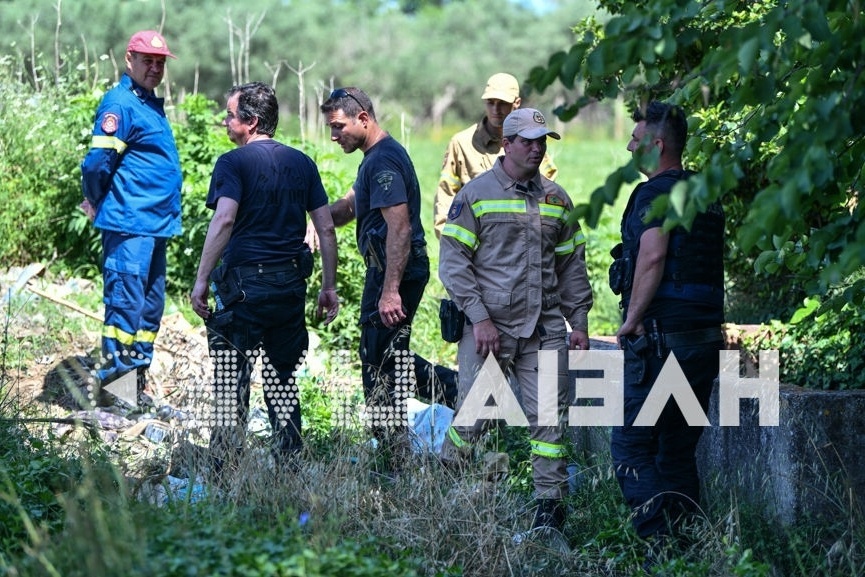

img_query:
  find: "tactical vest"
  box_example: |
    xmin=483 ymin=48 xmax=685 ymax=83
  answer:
xmin=615 ymin=170 xmax=724 ymax=308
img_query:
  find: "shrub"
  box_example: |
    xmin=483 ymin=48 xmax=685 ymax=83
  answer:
xmin=0 ymin=56 xmax=100 ymax=274
xmin=745 ymin=290 xmax=865 ymax=390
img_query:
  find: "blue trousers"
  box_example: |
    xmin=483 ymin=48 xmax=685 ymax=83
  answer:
xmin=207 ymin=267 xmax=308 ymax=460
xmin=610 ymin=337 xmax=719 ymax=539
xmin=99 ymin=232 xmax=166 ymax=382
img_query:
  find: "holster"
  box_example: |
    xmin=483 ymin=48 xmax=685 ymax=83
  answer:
xmin=298 ymin=246 xmax=314 ymax=279
xmin=364 ymin=230 xmax=387 ymax=270
xmin=209 ymin=265 xmax=244 ymax=307
xmin=608 ymin=243 xmax=633 ymax=296
xmin=439 ymin=299 xmax=465 ymax=343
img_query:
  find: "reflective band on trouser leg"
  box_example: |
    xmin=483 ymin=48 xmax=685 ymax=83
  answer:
xmin=100 ymin=324 xmax=136 ymax=381
xmin=447 ymin=426 xmax=470 ymax=448
xmin=531 ymin=439 xmax=567 ymax=459
xmin=135 ymin=329 xmax=158 ymax=345
xmin=103 ymin=324 xmax=136 ymax=346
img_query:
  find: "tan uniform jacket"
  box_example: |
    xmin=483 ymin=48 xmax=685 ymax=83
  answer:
xmin=434 ymin=117 xmax=558 ymax=238
xmin=439 ymin=158 xmax=592 ymax=338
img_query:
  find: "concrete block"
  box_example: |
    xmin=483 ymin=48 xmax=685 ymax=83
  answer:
xmin=698 ymin=383 xmax=865 ymax=525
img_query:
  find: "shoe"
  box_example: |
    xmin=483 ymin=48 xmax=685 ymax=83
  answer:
xmin=137 ymin=368 xmax=147 ymax=392
xmin=512 ymin=500 xmax=569 ymax=553
xmin=531 ymin=498 xmax=566 ymax=531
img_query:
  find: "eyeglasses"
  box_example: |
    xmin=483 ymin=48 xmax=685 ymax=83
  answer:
xmin=330 ymin=88 xmax=365 ymax=112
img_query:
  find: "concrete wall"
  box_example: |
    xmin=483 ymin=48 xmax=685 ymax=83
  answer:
xmin=571 ymin=334 xmax=865 ymax=526
xmin=698 ymin=383 xmax=865 ymax=525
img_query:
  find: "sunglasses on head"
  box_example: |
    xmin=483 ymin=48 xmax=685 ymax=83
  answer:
xmin=330 ymin=88 xmax=365 ymax=112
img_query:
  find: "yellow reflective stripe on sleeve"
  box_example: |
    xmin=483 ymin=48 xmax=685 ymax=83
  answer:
xmin=555 ymin=240 xmax=573 ymax=256
xmin=442 ymin=223 xmax=478 ymax=250
xmin=91 ymin=135 xmax=128 ymax=154
xmin=555 ymin=230 xmax=587 ymax=256
xmin=539 ymin=203 xmax=567 ymax=220
xmin=447 ymin=426 xmax=470 ymax=448
xmin=471 ymin=199 xmax=526 ymax=217
xmin=103 ymin=326 xmax=158 ymax=346
xmin=530 ymin=439 xmax=567 ymax=459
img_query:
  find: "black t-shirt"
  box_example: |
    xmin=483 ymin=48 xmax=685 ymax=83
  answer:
xmin=206 ymin=139 xmax=328 ymax=267
xmin=353 ymin=135 xmax=426 ymax=256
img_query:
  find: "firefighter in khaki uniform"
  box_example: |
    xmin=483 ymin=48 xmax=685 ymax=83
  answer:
xmin=439 ymin=109 xmax=593 ymax=534
xmin=433 ymin=73 xmax=557 ymax=238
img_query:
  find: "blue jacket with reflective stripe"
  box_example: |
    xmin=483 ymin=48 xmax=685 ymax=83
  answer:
xmin=81 ymin=73 xmax=182 ymax=237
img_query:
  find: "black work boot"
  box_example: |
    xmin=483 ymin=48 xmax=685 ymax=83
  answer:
xmin=136 ymin=367 xmax=155 ymax=408
xmin=531 ymin=498 xmax=566 ymax=531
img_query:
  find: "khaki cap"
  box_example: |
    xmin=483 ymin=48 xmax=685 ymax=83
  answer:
xmin=502 ymin=109 xmax=561 ymax=140
xmin=481 ymin=73 xmax=520 ymax=103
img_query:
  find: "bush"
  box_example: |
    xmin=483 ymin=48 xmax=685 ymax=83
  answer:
xmin=745 ymin=288 xmax=865 ymax=390
xmin=167 ymin=93 xmax=233 ymax=296
xmin=0 ymin=57 xmax=100 ymax=274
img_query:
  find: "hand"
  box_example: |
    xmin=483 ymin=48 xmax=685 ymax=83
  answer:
xmin=190 ymin=279 xmax=211 ymax=320
xmin=377 ymin=290 xmax=406 ymax=328
xmin=472 ymin=318 xmax=500 ymax=358
xmin=304 ymin=220 xmax=320 ymax=252
xmin=317 ymin=288 xmax=339 ymax=326
xmin=79 ymin=199 xmax=96 ymax=222
xmin=615 ymin=319 xmax=645 ymax=349
xmin=569 ymin=329 xmax=589 ymax=351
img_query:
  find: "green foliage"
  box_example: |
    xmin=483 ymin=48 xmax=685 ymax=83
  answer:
xmin=528 ymin=0 xmax=865 ymax=321
xmin=301 ymin=144 xmax=367 ymax=355
xmin=168 ymin=93 xmax=232 ymax=295
xmin=0 ymin=0 xmax=595 ymax=128
xmin=140 ymin=506 xmax=423 ymax=577
xmin=0 ymin=55 xmax=100 ymax=273
xmin=745 ymin=288 xmax=865 ymax=390
xmin=0 ymin=419 xmax=82 ymax=555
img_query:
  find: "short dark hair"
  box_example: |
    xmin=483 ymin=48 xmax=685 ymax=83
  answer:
xmin=633 ymin=101 xmax=687 ymax=158
xmin=320 ymin=86 xmax=376 ymax=121
xmin=227 ymin=82 xmax=278 ymax=137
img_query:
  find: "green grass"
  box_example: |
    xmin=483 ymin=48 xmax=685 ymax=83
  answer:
xmin=2 ymin=289 xmax=865 ymax=576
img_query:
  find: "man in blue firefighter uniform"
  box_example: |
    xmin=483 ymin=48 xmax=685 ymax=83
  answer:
xmin=80 ymin=30 xmax=182 ymax=403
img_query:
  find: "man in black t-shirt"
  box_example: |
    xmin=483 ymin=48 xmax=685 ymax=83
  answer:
xmin=191 ymin=82 xmax=339 ymax=477
xmin=319 ymin=87 xmax=458 ymax=467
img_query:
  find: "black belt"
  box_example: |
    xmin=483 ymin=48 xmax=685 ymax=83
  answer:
xmin=234 ymin=261 xmax=298 ymax=278
xmin=659 ymin=327 xmax=724 ymax=349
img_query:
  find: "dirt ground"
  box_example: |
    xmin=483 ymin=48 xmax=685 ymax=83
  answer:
xmin=1 ymin=265 xmax=215 ymax=418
